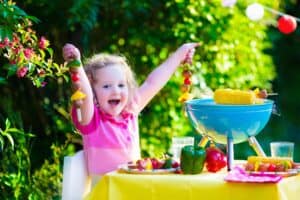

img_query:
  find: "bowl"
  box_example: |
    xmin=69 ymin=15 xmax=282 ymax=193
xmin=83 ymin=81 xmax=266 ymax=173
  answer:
xmin=185 ymin=98 xmax=274 ymax=144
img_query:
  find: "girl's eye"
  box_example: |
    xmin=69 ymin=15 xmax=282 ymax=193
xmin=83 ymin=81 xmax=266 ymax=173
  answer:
xmin=118 ymin=84 xmax=125 ymax=88
xmin=103 ymin=85 xmax=110 ymax=89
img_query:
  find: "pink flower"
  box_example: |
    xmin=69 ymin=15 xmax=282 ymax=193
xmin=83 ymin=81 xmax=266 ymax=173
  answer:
xmin=38 ymin=36 xmax=49 ymax=49
xmin=23 ymin=48 xmax=34 ymax=59
xmin=41 ymin=81 xmax=47 ymax=87
xmin=17 ymin=66 xmax=28 ymax=78
xmin=0 ymin=43 xmax=5 ymax=48
xmin=0 ymin=37 xmax=9 ymax=48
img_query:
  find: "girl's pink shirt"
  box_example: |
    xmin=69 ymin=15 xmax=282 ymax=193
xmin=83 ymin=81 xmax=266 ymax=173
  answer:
xmin=72 ymin=104 xmax=140 ymax=176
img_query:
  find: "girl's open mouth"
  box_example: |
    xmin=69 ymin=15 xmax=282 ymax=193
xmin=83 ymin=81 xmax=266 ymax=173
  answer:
xmin=108 ymin=99 xmax=120 ymax=105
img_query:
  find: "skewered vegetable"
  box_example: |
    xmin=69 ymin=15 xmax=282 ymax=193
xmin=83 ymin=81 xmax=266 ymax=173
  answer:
xmin=214 ymin=88 xmax=263 ymax=105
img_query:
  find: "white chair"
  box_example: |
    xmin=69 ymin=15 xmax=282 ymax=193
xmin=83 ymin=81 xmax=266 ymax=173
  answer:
xmin=62 ymin=150 xmax=91 ymax=200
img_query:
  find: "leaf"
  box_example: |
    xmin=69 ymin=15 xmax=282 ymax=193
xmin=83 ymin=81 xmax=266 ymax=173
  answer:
xmin=39 ymin=49 xmax=46 ymax=59
xmin=5 ymin=119 xmax=11 ymax=130
xmin=27 ymin=63 xmax=35 ymax=73
xmin=0 ymin=135 xmax=3 ymax=151
xmin=62 ymin=74 xmax=70 ymax=82
xmin=6 ymin=64 xmax=18 ymax=77
xmin=11 ymin=5 xmax=28 ymax=16
xmin=5 ymin=134 xmax=14 ymax=149
xmin=47 ymin=48 xmax=53 ymax=58
xmin=33 ymin=78 xmax=42 ymax=87
xmin=7 ymin=128 xmax=22 ymax=133
xmin=26 ymin=15 xmax=40 ymax=23
xmin=0 ymin=77 xmax=8 ymax=85
xmin=0 ymin=27 xmax=13 ymax=41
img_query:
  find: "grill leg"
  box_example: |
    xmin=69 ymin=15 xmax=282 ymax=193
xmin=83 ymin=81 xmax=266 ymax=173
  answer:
xmin=227 ymin=137 xmax=234 ymax=171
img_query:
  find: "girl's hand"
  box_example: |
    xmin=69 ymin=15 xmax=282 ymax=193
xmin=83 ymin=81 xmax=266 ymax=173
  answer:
xmin=175 ymin=42 xmax=200 ymax=64
xmin=62 ymin=43 xmax=81 ymax=62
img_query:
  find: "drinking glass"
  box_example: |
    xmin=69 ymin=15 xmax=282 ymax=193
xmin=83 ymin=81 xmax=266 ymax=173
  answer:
xmin=169 ymin=136 xmax=194 ymax=162
xmin=270 ymin=141 xmax=294 ymax=160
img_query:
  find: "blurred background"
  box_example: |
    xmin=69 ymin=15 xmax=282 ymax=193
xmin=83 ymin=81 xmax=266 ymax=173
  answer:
xmin=1 ymin=0 xmax=300 ymax=198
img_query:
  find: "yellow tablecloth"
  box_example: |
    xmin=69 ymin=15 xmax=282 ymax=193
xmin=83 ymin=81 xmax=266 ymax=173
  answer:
xmin=85 ymin=169 xmax=300 ymax=200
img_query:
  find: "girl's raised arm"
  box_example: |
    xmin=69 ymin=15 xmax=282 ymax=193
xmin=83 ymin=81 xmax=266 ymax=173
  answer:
xmin=136 ymin=43 xmax=199 ymax=112
xmin=63 ymin=43 xmax=94 ymax=125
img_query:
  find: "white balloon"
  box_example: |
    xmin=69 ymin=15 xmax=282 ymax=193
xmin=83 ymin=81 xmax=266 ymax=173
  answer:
xmin=222 ymin=0 xmax=237 ymax=7
xmin=246 ymin=3 xmax=264 ymax=21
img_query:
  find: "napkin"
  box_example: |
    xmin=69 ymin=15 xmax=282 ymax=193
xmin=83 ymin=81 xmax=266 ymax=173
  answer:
xmin=224 ymin=166 xmax=282 ymax=183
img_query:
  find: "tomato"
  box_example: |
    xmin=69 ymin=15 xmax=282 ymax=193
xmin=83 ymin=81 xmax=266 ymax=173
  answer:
xmin=184 ymin=77 xmax=191 ymax=85
xmin=150 ymin=158 xmax=161 ymax=169
xmin=257 ymin=163 xmax=269 ymax=172
xmin=171 ymin=160 xmax=180 ymax=168
xmin=275 ymin=164 xmax=286 ymax=172
xmin=267 ymin=163 xmax=276 ymax=172
xmin=71 ymin=72 xmax=80 ymax=82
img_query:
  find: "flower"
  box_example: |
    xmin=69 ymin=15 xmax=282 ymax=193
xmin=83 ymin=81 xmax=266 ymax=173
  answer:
xmin=0 ymin=37 xmax=10 ymax=48
xmin=38 ymin=36 xmax=49 ymax=49
xmin=41 ymin=81 xmax=47 ymax=87
xmin=16 ymin=66 xmax=28 ymax=78
xmin=0 ymin=42 xmax=6 ymax=49
xmin=23 ymin=48 xmax=34 ymax=59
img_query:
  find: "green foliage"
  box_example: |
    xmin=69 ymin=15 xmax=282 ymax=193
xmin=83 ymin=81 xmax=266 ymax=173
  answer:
xmin=0 ymin=0 xmax=39 ymax=41
xmin=0 ymin=118 xmax=34 ymax=150
xmin=0 ymin=121 xmax=63 ymax=200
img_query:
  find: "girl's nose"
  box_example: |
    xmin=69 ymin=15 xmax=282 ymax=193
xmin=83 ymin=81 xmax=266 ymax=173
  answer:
xmin=111 ymin=85 xmax=120 ymax=93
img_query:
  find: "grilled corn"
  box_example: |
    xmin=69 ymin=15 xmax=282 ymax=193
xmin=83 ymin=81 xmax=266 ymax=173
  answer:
xmin=247 ymin=156 xmax=293 ymax=171
xmin=213 ymin=88 xmax=263 ymax=105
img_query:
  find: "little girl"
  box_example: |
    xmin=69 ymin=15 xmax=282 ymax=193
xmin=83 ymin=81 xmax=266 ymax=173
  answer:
xmin=62 ymin=42 xmax=198 ymax=180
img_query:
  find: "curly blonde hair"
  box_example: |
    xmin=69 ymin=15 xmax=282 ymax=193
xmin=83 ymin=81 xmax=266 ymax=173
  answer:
xmin=84 ymin=53 xmax=138 ymax=100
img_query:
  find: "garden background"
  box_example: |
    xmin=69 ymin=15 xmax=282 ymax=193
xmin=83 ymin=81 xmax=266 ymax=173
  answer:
xmin=1 ymin=0 xmax=300 ymax=199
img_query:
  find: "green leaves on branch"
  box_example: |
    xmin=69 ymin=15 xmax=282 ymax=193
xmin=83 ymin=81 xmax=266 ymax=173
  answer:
xmin=0 ymin=0 xmax=69 ymax=87
xmin=0 ymin=118 xmax=34 ymax=151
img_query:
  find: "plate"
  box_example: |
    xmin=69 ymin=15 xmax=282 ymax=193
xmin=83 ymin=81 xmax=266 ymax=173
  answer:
xmin=248 ymin=169 xmax=299 ymax=177
xmin=118 ymin=164 xmax=177 ymax=174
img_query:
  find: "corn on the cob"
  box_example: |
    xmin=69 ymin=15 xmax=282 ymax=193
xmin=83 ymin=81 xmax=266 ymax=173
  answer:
xmin=213 ymin=88 xmax=263 ymax=105
xmin=247 ymin=156 xmax=293 ymax=170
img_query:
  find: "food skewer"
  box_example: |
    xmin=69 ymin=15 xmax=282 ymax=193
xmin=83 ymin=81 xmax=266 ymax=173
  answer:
xmin=67 ymin=59 xmax=85 ymax=122
xmin=71 ymin=89 xmax=86 ymax=122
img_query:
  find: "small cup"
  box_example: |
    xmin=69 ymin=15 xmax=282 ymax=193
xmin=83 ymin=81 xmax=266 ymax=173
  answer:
xmin=270 ymin=141 xmax=294 ymax=160
xmin=170 ymin=136 xmax=194 ymax=161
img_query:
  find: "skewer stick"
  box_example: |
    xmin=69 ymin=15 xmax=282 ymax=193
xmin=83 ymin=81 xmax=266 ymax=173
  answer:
xmin=267 ymin=93 xmax=278 ymax=96
xmin=75 ymin=107 xmax=82 ymax=122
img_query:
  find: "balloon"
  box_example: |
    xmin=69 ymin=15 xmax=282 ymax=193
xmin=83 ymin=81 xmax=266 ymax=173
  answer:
xmin=277 ymin=15 xmax=297 ymax=34
xmin=222 ymin=0 xmax=237 ymax=7
xmin=246 ymin=3 xmax=264 ymax=21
